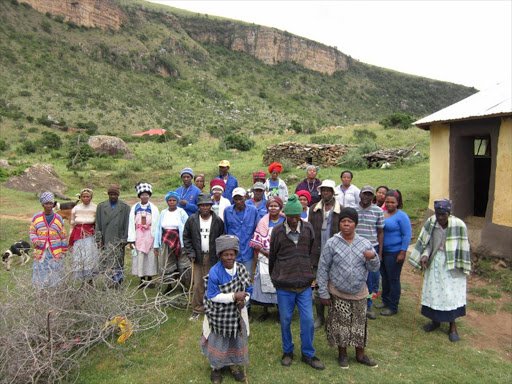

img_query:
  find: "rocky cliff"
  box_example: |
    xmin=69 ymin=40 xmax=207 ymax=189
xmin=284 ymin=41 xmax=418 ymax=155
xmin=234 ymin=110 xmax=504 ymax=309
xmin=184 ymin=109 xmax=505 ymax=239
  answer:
xmin=22 ymin=0 xmax=125 ymax=30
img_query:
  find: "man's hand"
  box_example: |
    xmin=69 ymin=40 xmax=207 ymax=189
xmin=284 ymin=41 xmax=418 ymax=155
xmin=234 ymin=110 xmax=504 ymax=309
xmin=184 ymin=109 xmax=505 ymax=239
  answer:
xmin=179 ymin=199 xmax=188 ymax=206
xmin=363 ymin=250 xmax=376 ymax=260
xmin=320 ymin=298 xmax=331 ymax=306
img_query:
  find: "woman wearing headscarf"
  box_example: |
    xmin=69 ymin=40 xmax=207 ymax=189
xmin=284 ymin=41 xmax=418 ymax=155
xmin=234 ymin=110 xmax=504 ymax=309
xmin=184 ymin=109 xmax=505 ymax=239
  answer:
xmin=265 ymin=162 xmax=289 ymax=203
xmin=154 ymin=190 xmax=189 ymax=292
xmin=376 ymin=189 xmax=412 ymax=316
xmin=69 ymin=188 xmax=98 ymax=282
xmin=29 ymin=192 xmax=67 ymax=288
xmin=128 ymin=182 xmax=160 ymax=288
xmin=201 ymin=235 xmax=253 ymax=384
xmin=409 ymin=199 xmax=471 ymax=342
xmin=294 ymin=165 xmax=322 ymax=206
xmin=317 ymin=207 xmax=380 ymax=368
xmin=210 ymin=179 xmax=231 ymax=221
xmin=249 ymin=196 xmax=285 ymax=322
xmin=335 ymin=170 xmax=361 ymax=208
xmin=296 ymin=190 xmax=311 ymax=221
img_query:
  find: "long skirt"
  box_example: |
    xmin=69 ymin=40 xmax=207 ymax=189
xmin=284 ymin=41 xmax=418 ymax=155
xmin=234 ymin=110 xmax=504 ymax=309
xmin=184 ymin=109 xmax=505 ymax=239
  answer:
xmin=326 ymin=295 xmax=368 ymax=348
xmin=132 ymin=248 xmax=158 ymax=277
xmin=72 ymin=236 xmax=99 ymax=280
xmin=201 ymin=327 xmax=249 ymax=369
xmin=33 ymin=249 xmax=64 ymax=289
xmin=250 ymin=258 xmax=277 ymax=307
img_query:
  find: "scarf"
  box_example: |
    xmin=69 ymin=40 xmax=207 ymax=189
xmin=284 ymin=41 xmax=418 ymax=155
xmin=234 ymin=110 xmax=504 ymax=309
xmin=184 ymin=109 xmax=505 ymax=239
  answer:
xmin=409 ymin=215 xmax=471 ymax=275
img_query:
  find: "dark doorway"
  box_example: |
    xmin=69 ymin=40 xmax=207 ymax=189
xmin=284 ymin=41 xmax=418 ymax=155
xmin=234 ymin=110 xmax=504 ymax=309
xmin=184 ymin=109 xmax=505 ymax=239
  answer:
xmin=473 ymin=138 xmax=491 ymax=217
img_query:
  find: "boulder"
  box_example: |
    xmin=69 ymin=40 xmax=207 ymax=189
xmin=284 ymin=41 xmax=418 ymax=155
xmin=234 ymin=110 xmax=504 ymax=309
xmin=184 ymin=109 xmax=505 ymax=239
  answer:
xmin=1 ymin=164 xmax=70 ymax=199
xmin=87 ymin=135 xmax=134 ymax=159
xmin=0 ymin=159 xmax=15 ymax=170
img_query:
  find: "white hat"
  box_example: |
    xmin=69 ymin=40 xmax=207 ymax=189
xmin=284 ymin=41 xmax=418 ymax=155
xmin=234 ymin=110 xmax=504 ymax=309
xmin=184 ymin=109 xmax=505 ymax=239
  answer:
xmin=232 ymin=187 xmax=246 ymax=197
xmin=317 ymin=179 xmax=338 ymax=195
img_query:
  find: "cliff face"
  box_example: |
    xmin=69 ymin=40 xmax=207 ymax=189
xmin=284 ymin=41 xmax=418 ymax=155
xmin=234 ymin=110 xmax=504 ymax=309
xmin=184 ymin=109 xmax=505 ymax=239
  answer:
xmin=22 ymin=0 xmax=125 ymax=30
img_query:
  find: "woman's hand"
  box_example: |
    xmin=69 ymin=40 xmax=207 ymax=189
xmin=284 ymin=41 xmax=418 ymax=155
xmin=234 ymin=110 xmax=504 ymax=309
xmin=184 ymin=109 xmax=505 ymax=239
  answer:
xmin=154 ymin=248 xmax=159 ymax=258
xmin=363 ymin=250 xmax=376 ymax=260
xmin=420 ymin=255 xmax=429 ymax=270
xmin=235 ymin=292 xmax=248 ymax=309
xmin=320 ymin=298 xmax=331 ymax=306
xmin=396 ymin=251 xmax=406 ymax=264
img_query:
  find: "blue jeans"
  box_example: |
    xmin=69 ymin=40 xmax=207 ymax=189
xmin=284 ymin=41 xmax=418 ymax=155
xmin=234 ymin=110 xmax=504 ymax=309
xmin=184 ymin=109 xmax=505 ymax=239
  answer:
xmin=380 ymin=251 xmax=404 ymax=311
xmin=366 ymin=245 xmax=381 ymax=309
xmin=276 ymin=287 xmax=315 ymax=358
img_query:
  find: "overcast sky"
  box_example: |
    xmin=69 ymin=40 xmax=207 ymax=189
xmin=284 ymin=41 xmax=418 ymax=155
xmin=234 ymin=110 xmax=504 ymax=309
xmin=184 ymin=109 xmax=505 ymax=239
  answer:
xmin=146 ymin=0 xmax=511 ymax=91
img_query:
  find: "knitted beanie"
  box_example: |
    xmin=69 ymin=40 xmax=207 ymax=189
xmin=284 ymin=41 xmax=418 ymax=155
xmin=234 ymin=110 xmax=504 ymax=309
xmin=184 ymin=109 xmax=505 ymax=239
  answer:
xmin=284 ymin=194 xmax=303 ymax=215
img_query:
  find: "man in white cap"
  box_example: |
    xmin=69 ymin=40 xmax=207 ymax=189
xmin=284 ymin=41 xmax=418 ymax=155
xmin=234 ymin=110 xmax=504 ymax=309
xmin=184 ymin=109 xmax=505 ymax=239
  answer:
xmin=309 ymin=179 xmax=343 ymax=329
xmin=175 ymin=167 xmax=201 ymax=217
xmin=214 ymin=160 xmax=238 ymax=204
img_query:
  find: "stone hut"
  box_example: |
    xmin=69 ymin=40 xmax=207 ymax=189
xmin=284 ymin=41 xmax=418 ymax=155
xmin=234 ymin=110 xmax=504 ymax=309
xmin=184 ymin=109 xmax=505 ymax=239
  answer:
xmin=263 ymin=142 xmax=351 ymax=168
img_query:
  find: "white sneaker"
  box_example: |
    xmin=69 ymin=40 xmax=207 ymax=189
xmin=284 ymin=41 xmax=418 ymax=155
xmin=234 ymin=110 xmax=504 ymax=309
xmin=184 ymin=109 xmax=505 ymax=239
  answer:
xmin=189 ymin=313 xmax=201 ymax=322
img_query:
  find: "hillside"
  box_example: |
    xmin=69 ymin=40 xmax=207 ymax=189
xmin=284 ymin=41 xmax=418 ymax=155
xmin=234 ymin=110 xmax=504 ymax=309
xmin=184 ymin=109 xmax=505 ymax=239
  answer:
xmin=0 ymin=0 xmax=476 ymax=138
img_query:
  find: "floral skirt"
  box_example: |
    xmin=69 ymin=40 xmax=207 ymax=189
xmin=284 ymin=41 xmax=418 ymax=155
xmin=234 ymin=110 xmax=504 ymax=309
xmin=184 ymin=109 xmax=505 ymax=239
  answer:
xmin=325 ymin=295 xmax=368 ymax=348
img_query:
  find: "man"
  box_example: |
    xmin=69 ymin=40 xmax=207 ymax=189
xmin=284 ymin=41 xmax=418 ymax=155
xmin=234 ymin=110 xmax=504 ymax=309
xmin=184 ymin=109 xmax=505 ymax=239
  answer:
xmin=269 ymin=194 xmax=324 ymax=370
xmin=95 ymin=184 xmax=131 ymax=288
xmin=175 ymin=167 xmax=201 ymax=216
xmin=214 ymin=160 xmax=238 ymax=204
xmin=409 ymin=199 xmax=471 ymax=342
xmin=354 ymin=186 xmax=384 ymax=320
xmin=183 ymin=193 xmax=225 ymax=321
xmin=223 ymin=187 xmax=259 ymax=278
xmin=308 ymin=179 xmax=342 ymax=329
xmin=245 ymin=182 xmax=268 ymax=223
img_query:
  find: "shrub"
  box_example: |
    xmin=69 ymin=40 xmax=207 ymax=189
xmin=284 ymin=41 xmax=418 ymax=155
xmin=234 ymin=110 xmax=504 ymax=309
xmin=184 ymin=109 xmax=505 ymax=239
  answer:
xmin=379 ymin=113 xmax=415 ymax=129
xmin=176 ymin=135 xmax=197 ymax=147
xmin=54 ymin=15 xmax=65 ymax=23
xmin=67 ymin=143 xmax=95 ymax=168
xmin=224 ymin=133 xmax=255 ymax=152
xmin=36 ymin=115 xmax=52 ymax=127
xmin=352 ymin=128 xmax=377 ymax=143
xmin=41 ymin=20 xmax=51 ymax=34
xmin=21 ymin=140 xmax=36 ymax=154
xmin=0 ymin=140 xmax=9 ymax=151
xmin=40 ymin=132 xmax=62 ymax=149
xmin=290 ymin=120 xmax=302 ymax=134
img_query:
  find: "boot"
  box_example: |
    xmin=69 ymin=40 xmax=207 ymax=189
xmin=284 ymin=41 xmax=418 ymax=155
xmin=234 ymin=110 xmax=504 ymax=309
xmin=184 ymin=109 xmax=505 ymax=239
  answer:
xmin=314 ymin=302 xmax=325 ymax=329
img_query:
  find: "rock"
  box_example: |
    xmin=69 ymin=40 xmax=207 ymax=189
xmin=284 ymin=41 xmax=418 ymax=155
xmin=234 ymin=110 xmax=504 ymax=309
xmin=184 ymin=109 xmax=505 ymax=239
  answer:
xmin=1 ymin=164 xmax=69 ymax=199
xmin=0 ymin=159 xmax=15 ymax=170
xmin=87 ymin=135 xmax=134 ymax=159
xmin=264 ymin=142 xmax=354 ymax=168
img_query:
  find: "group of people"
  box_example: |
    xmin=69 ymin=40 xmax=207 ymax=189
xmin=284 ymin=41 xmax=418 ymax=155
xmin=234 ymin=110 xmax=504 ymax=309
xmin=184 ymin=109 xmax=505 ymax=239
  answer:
xmin=28 ymin=160 xmax=471 ymax=382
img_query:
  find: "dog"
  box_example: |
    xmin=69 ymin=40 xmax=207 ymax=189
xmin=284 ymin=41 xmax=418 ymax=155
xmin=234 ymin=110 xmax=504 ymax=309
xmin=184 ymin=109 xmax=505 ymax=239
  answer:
xmin=3 ymin=241 xmax=31 ymax=271
xmin=53 ymin=200 xmax=78 ymax=222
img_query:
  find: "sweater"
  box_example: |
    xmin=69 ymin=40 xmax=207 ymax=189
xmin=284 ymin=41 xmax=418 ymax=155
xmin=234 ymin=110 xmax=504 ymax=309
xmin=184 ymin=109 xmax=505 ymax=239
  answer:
xmin=154 ymin=207 xmax=188 ymax=248
xmin=309 ymin=199 xmax=343 ymax=266
xmin=383 ymin=210 xmax=412 ymax=253
xmin=29 ymin=212 xmax=67 ymax=260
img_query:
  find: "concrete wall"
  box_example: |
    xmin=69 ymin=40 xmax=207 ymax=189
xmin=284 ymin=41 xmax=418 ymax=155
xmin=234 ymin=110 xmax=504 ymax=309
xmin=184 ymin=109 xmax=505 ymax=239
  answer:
xmin=493 ymin=117 xmax=512 ymax=226
xmin=428 ymin=124 xmax=451 ymax=210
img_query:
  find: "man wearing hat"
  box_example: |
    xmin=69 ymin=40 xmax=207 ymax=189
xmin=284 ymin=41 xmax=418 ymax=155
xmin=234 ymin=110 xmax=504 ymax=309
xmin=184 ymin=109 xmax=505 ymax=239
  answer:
xmin=354 ymin=186 xmax=385 ymax=319
xmin=223 ymin=187 xmax=259 ymax=285
xmin=309 ymin=179 xmax=343 ymax=329
xmin=269 ymin=194 xmax=324 ymax=370
xmin=409 ymin=199 xmax=471 ymax=342
xmin=183 ymin=193 xmax=225 ymax=321
xmin=246 ymin=182 xmax=268 ymax=223
xmin=95 ymin=184 xmax=131 ymax=288
xmin=175 ymin=168 xmax=202 ymax=217
xmin=214 ymin=160 xmax=238 ymax=204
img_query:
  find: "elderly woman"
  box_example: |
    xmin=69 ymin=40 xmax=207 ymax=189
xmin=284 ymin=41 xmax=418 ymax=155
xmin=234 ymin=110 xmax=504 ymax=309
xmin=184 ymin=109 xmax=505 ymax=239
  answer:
xmin=249 ymin=197 xmax=285 ymax=322
xmin=296 ymin=190 xmax=311 ymax=221
xmin=69 ymin=188 xmax=98 ymax=282
xmin=29 ymin=192 xmax=67 ymax=288
xmin=154 ymin=191 xmax=188 ymax=292
xmin=128 ymin=182 xmax=160 ymax=288
xmin=376 ymin=189 xmax=412 ymax=316
xmin=335 ymin=170 xmax=361 ymax=208
xmin=210 ymin=179 xmax=231 ymax=221
xmin=265 ymin=162 xmax=289 ymax=203
xmin=194 ymin=173 xmax=206 ymax=192
xmin=295 ymin=165 xmax=322 ymax=206
xmin=409 ymin=199 xmax=471 ymax=342
xmin=201 ymin=235 xmax=253 ymax=384
xmin=317 ymin=208 xmax=380 ymax=369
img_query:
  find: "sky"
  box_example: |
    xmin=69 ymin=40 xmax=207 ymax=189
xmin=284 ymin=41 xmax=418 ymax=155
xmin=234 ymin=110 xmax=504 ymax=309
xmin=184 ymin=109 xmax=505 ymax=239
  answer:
xmin=146 ymin=1 xmax=512 ymax=91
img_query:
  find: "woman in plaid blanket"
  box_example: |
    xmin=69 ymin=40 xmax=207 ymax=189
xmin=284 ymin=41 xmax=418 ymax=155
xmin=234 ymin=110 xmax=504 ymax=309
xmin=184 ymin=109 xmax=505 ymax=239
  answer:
xmin=409 ymin=199 xmax=471 ymax=342
xmin=201 ymin=235 xmax=253 ymax=384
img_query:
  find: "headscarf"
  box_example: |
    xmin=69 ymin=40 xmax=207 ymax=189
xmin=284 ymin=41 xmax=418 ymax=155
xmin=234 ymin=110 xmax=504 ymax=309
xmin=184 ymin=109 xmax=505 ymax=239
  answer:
xmin=284 ymin=194 xmax=302 ymax=215
xmin=135 ymin=182 xmax=152 ymax=197
xmin=268 ymin=162 xmax=283 ymax=174
xmin=165 ymin=191 xmax=179 ymax=202
xmin=296 ymin=190 xmax=311 ymax=205
xmin=108 ymin=184 xmax=120 ymax=195
xmin=306 ymin=165 xmax=319 ymax=173
xmin=434 ymin=198 xmax=452 ymax=214
xmin=266 ymin=196 xmax=284 ymax=209
xmin=194 ymin=173 xmax=205 ymax=182
xmin=210 ymin=178 xmax=226 ymax=192
xmin=339 ymin=207 xmax=359 ymax=226
xmin=216 ymin=235 xmax=240 ymax=257
xmin=80 ymin=188 xmax=93 ymax=198
xmin=39 ymin=191 xmax=54 ymax=205
xmin=253 ymin=171 xmax=266 ymax=183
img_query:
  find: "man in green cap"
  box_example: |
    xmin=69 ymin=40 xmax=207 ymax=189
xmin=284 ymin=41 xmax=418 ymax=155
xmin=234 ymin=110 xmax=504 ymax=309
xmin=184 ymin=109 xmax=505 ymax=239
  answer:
xmin=269 ymin=194 xmax=325 ymax=370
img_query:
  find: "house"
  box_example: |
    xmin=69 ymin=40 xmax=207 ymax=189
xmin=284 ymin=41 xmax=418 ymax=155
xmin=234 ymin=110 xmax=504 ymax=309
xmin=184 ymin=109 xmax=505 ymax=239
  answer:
xmin=414 ymin=81 xmax=511 ymax=259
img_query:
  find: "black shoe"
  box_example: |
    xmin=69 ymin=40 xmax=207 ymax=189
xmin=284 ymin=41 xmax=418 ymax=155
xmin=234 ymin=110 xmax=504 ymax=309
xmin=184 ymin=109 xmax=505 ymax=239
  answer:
xmin=210 ymin=369 xmax=222 ymax=384
xmin=366 ymin=310 xmax=377 ymax=320
xmin=281 ymin=352 xmax=293 ymax=367
xmin=301 ymin=355 xmax=325 ymax=370
xmin=230 ymin=367 xmax=246 ymax=382
xmin=337 ymin=355 xmax=349 ymax=369
xmin=375 ymin=303 xmax=387 ymax=309
xmin=449 ymin=332 xmax=460 ymax=342
xmin=380 ymin=308 xmax=397 ymax=316
xmin=423 ymin=321 xmax=440 ymax=332
xmin=356 ymin=355 xmax=378 ymax=367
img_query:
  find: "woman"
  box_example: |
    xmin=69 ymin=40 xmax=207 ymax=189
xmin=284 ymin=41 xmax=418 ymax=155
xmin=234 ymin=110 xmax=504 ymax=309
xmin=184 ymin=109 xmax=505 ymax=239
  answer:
xmin=265 ymin=162 xmax=289 ymax=203
xmin=296 ymin=190 xmax=311 ymax=221
xmin=335 ymin=170 xmax=360 ymax=208
xmin=376 ymin=189 xmax=412 ymax=316
xmin=317 ymin=208 xmax=380 ymax=368
xmin=29 ymin=191 xmax=67 ymax=288
xmin=210 ymin=179 xmax=231 ymax=221
xmin=154 ymin=191 xmax=188 ymax=292
xmin=69 ymin=188 xmax=98 ymax=282
xmin=374 ymin=186 xmax=389 ymax=210
xmin=128 ymin=182 xmax=160 ymax=288
xmin=194 ymin=174 xmax=206 ymax=192
xmin=295 ymin=165 xmax=322 ymax=206
xmin=249 ymin=197 xmax=285 ymax=322
xmin=201 ymin=235 xmax=252 ymax=384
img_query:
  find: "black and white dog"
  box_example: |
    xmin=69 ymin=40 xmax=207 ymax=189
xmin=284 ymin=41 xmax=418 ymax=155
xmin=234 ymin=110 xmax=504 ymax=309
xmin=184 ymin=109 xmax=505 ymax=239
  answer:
xmin=3 ymin=241 xmax=31 ymax=271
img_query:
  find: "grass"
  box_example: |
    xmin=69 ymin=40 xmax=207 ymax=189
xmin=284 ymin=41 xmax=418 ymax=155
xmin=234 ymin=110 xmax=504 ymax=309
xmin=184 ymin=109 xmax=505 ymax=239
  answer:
xmin=468 ymin=300 xmax=498 ymax=315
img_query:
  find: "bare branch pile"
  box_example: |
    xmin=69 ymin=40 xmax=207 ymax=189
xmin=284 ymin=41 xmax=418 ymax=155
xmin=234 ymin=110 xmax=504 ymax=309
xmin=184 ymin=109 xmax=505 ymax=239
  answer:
xmin=362 ymin=144 xmax=417 ymax=168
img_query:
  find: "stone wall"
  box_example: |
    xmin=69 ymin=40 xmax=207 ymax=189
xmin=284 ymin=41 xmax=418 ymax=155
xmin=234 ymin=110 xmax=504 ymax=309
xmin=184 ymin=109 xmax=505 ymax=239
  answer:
xmin=263 ymin=142 xmax=352 ymax=168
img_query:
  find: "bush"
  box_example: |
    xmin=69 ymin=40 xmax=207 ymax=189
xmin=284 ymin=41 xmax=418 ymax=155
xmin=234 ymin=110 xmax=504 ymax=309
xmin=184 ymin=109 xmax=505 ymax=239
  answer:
xmin=21 ymin=140 xmax=36 ymax=154
xmin=224 ymin=133 xmax=255 ymax=152
xmin=290 ymin=120 xmax=302 ymax=134
xmin=67 ymin=143 xmax=95 ymax=168
xmin=338 ymin=142 xmax=379 ymax=169
xmin=379 ymin=113 xmax=415 ymax=129
xmin=0 ymin=140 xmax=9 ymax=151
xmin=176 ymin=135 xmax=197 ymax=147
xmin=36 ymin=115 xmax=52 ymax=127
xmin=40 ymin=132 xmax=62 ymax=149
xmin=41 ymin=20 xmax=51 ymax=34
xmin=352 ymin=128 xmax=377 ymax=143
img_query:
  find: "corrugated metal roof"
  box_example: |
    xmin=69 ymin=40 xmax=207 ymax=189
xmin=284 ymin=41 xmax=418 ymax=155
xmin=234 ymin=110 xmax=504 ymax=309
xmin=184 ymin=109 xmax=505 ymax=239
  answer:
xmin=414 ymin=80 xmax=512 ymax=128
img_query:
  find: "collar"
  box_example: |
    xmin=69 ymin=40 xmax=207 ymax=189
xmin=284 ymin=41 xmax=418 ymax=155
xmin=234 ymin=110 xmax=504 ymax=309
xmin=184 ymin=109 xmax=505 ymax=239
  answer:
xmin=313 ymin=199 xmax=341 ymax=213
xmin=284 ymin=219 xmax=302 ymax=234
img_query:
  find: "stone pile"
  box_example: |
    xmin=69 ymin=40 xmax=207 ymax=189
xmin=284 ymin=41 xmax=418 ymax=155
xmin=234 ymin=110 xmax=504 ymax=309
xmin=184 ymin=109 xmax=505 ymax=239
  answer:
xmin=362 ymin=144 xmax=417 ymax=167
xmin=263 ymin=142 xmax=352 ymax=168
